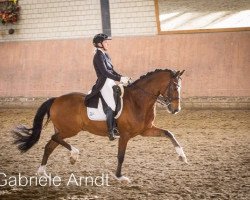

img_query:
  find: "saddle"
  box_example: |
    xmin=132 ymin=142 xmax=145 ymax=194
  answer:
xmin=87 ymin=85 xmax=124 ymax=121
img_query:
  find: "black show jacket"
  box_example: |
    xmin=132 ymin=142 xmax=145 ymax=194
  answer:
xmin=84 ymin=49 xmax=122 ymax=108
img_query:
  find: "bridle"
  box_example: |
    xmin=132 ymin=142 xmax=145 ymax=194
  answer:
xmin=162 ymin=78 xmax=181 ymax=106
xmin=130 ymin=77 xmax=181 ymax=107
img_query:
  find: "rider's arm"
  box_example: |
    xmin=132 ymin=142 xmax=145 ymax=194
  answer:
xmin=105 ymin=53 xmax=122 ymax=77
xmin=94 ymin=53 xmax=121 ymax=81
xmin=112 ymin=69 xmax=122 ymax=77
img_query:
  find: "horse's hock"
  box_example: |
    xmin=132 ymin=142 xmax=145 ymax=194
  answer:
xmin=1 ymin=96 xmax=249 ymax=109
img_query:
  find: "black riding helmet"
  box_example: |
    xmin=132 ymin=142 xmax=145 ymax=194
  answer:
xmin=93 ymin=33 xmax=111 ymax=47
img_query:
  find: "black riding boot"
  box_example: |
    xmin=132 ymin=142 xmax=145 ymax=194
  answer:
xmin=106 ymin=107 xmax=120 ymax=141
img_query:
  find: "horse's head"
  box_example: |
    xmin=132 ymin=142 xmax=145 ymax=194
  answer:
xmin=161 ymin=70 xmax=185 ymax=114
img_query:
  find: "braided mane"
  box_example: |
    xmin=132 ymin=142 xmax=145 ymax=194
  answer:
xmin=127 ymin=68 xmax=176 ymax=87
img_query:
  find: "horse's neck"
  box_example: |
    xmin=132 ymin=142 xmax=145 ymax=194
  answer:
xmin=126 ymin=73 xmax=170 ymax=109
xmin=125 ymin=87 xmax=156 ymax=116
xmin=136 ymin=73 xmax=170 ymax=97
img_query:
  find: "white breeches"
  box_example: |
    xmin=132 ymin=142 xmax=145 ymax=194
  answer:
xmin=100 ymin=78 xmax=116 ymax=111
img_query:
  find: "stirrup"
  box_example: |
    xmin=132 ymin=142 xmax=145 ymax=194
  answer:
xmin=108 ymin=130 xmax=120 ymax=141
xmin=113 ymin=127 xmax=120 ymax=135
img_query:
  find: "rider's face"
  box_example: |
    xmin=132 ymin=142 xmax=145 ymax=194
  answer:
xmin=101 ymin=40 xmax=109 ymax=51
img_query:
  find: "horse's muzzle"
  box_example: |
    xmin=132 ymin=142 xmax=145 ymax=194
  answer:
xmin=167 ymin=104 xmax=181 ymax=114
xmin=171 ymin=109 xmax=180 ymax=114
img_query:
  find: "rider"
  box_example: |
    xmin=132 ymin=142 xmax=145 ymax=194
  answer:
xmin=85 ymin=33 xmax=130 ymax=141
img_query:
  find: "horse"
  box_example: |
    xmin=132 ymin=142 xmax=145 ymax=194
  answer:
xmin=13 ymin=69 xmax=187 ymax=183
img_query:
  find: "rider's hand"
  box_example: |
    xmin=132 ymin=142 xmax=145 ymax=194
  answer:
xmin=120 ymin=77 xmax=131 ymax=85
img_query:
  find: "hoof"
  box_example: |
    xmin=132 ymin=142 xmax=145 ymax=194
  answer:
xmin=175 ymin=147 xmax=187 ymax=163
xmin=116 ymin=176 xmax=131 ymax=183
xmin=70 ymin=146 xmax=79 ymax=165
xmin=37 ymin=165 xmax=51 ymax=179
xmin=179 ymin=156 xmax=188 ymax=163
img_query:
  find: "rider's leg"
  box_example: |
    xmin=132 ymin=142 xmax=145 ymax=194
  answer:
xmin=105 ymin=106 xmax=120 ymax=141
xmin=100 ymin=79 xmax=120 ymax=141
xmin=100 ymin=95 xmax=120 ymax=141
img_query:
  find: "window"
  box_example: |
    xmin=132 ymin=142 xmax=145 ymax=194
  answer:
xmin=155 ymin=0 xmax=250 ymax=34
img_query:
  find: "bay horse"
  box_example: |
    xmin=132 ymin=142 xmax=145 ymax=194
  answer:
xmin=13 ymin=69 xmax=187 ymax=182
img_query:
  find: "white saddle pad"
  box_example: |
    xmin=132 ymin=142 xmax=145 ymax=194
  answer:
xmin=87 ymin=84 xmax=124 ymax=121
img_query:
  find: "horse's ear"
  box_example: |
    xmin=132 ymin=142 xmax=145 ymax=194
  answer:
xmin=179 ymin=70 xmax=185 ymax=76
xmin=174 ymin=71 xmax=180 ymax=78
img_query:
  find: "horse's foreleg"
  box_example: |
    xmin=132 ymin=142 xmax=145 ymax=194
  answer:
xmin=116 ymin=137 xmax=130 ymax=183
xmin=141 ymin=126 xmax=187 ymax=163
xmin=38 ymin=139 xmax=59 ymax=177
xmin=51 ymin=133 xmax=79 ymax=165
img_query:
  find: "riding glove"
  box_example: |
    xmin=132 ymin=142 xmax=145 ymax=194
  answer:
xmin=120 ymin=77 xmax=131 ymax=85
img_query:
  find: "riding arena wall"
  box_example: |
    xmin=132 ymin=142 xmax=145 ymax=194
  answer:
xmin=0 ymin=0 xmax=249 ymax=109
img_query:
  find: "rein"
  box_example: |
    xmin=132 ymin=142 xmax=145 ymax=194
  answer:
xmin=131 ymin=84 xmax=169 ymax=106
xmin=129 ymin=78 xmax=180 ymax=107
xmin=129 ymin=71 xmax=184 ymax=106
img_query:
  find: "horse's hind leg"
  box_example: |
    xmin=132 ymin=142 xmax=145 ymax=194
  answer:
xmin=141 ymin=126 xmax=187 ymax=163
xmin=37 ymin=132 xmax=79 ymax=177
xmin=38 ymin=139 xmax=59 ymax=177
xmin=51 ymin=132 xmax=79 ymax=165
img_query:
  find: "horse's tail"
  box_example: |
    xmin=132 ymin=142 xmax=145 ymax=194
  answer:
xmin=13 ymin=98 xmax=56 ymax=153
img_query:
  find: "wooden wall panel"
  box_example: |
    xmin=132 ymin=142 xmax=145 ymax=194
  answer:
xmin=0 ymin=31 xmax=249 ymax=97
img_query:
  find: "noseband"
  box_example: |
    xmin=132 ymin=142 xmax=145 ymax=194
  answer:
xmin=160 ymin=79 xmax=180 ymax=106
